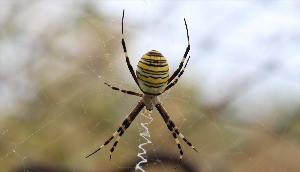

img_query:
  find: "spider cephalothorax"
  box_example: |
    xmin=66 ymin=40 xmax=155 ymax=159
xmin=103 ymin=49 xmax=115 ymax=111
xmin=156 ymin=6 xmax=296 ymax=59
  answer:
xmin=142 ymin=94 xmax=159 ymax=111
xmin=86 ymin=10 xmax=197 ymax=167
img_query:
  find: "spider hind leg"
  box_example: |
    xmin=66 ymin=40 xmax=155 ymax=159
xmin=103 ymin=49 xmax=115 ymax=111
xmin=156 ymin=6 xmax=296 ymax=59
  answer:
xmin=155 ymin=103 xmax=198 ymax=164
xmin=86 ymin=101 xmax=145 ymax=159
xmin=171 ymin=126 xmax=184 ymax=168
xmin=170 ymin=120 xmax=198 ymax=152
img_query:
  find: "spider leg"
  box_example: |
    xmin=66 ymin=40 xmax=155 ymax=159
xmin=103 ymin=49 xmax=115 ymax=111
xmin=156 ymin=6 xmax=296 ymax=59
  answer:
xmin=86 ymin=101 xmax=145 ymax=159
xmin=104 ymin=82 xmax=143 ymax=97
xmin=169 ymin=117 xmax=198 ymax=152
xmin=122 ymin=9 xmax=140 ymax=87
xmin=171 ymin=127 xmax=184 ymax=168
xmin=163 ymin=55 xmax=191 ymax=93
xmin=156 ymin=103 xmax=198 ymax=153
xmin=168 ymin=18 xmax=190 ymax=84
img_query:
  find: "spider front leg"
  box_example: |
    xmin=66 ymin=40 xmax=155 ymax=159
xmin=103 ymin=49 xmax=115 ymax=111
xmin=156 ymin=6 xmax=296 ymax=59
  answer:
xmin=155 ymin=103 xmax=198 ymax=165
xmin=121 ymin=9 xmax=139 ymax=87
xmin=86 ymin=101 xmax=145 ymax=159
xmin=168 ymin=18 xmax=190 ymax=84
xmin=163 ymin=55 xmax=190 ymax=92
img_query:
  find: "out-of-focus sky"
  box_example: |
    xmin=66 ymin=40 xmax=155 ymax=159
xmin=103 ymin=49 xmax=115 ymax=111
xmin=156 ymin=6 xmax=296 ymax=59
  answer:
xmin=1 ymin=1 xmax=300 ymax=172
xmin=99 ymin=0 xmax=300 ymax=122
xmin=1 ymin=0 xmax=300 ymax=122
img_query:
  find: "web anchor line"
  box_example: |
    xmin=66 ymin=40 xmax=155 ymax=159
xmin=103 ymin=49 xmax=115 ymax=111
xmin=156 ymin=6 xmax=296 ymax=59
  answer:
xmin=135 ymin=109 xmax=153 ymax=172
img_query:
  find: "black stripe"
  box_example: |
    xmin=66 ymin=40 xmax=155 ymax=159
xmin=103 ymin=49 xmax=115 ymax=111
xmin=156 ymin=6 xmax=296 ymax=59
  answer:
xmin=137 ymin=65 xmax=169 ymax=74
xmin=137 ymin=74 xmax=168 ymax=86
xmin=104 ymin=136 xmax=114 ymax=145
xmin=141 ymin=80 xmax=166 ymax=87
xmin=121 ymin=39 xmax=127 ymax=53
xmin=173 ymin=132 xmax=177 ymax=138
xmin=156 ymin=104 xmax=169 ymax=122
xmin=137 ymin=71 xmax=169 ymax=80
xmin=143 ymin=82 xmax=165 ymax=88
xmin=142 ymin=58 xmax=167 ymax=63
xmin=137 ymin=68 xmax=168 ymax=77
xmin=146 ymin=51 xmax=163 ymax=57
xmin=142 ymin=60 xmax=167 ymax=66
xmin=113 ymin=141 xmax=118 ymax=148
xmin=140 ymin=78 xmax=168 ymax=85
xmin=139 ymin=61 xmax=168 ymax=67
xmin=184 ymin=45 xmax=190 ymax=59
xmin=142 ymin=91 xmax=161 ymax=96
xmin=122 ymin=118 xmax=131 ymax=129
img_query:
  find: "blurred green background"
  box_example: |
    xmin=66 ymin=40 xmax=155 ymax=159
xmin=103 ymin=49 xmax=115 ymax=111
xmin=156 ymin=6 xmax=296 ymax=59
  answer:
xmin=1 ymin=1 xmax=300 ymax=172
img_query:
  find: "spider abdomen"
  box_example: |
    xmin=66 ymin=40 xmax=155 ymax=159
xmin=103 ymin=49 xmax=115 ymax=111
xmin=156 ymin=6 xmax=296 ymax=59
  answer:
xmin=136 ymin=50 xmax=169 ymax=95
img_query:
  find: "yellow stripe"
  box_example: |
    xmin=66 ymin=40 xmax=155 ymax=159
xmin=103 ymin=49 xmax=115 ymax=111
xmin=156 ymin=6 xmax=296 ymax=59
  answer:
xmin=142 ymin=54 xmax=167 ymax=60
xmin=137 ymin=72 xmax=168 ymax=85
xmin=138 ymin=61 xmax=169 ymax=72
xmin=137 ymin=50 xmax=169 ymax=95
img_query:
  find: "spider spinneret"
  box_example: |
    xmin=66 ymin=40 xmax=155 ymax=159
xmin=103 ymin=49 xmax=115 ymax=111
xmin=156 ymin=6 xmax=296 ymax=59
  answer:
xmin=86 ymin=9 xmax=197 ymax=168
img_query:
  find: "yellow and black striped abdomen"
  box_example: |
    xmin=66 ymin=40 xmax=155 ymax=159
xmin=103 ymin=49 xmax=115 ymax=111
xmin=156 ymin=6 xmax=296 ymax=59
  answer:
xmin=136 ymin=50 xmax=169 ymax=95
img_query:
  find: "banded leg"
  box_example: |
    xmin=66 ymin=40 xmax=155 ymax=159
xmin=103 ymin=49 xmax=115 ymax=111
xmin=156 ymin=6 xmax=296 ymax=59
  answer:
xmin=168 ymin=118 xmax=198 ymax=152
xmin=121 ymin=9 xmax=139 ymax=86
xmin=86 ymin=101 xmax=145 ymax=159
xmin=168 ymin=121 xmax=184 ymax=167
xmin=163 ymin=55 xmax=191 ymax=92
xmin=168 ymin=18 xmax=190 ymax=84
xmin=173 ymin=132 xmax=184 ymax=169
xmin=155 ymin=103 xmax=198 ymax=163
xmin=105 ymin=82 xmax=143 ymax=97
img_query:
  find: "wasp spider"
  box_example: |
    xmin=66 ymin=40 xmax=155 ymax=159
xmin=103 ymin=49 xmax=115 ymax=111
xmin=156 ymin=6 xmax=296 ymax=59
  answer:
xmin=86 ymin=10 xmax=198 ymax=166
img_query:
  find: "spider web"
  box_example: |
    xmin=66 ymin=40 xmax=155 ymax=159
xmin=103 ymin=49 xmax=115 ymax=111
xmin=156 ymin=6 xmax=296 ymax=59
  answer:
xmin=1 ymin=1 xmax=300 ymax=172
xmin=135 ymin=109 xmax=153 ymax=172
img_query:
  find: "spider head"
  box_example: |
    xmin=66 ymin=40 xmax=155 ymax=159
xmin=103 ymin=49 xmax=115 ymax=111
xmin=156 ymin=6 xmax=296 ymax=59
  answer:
xmin=142 ymin=94 xmax=159 ymax=111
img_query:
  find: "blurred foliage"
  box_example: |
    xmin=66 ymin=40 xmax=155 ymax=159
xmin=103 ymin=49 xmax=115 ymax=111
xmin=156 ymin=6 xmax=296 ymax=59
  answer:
xmin=1 ymin=1 xmax=300 ymax=172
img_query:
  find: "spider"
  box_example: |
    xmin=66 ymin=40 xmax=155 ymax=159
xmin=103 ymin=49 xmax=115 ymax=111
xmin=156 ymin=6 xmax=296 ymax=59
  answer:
xmin=86 ymin=10 xmax=198 ymax=166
